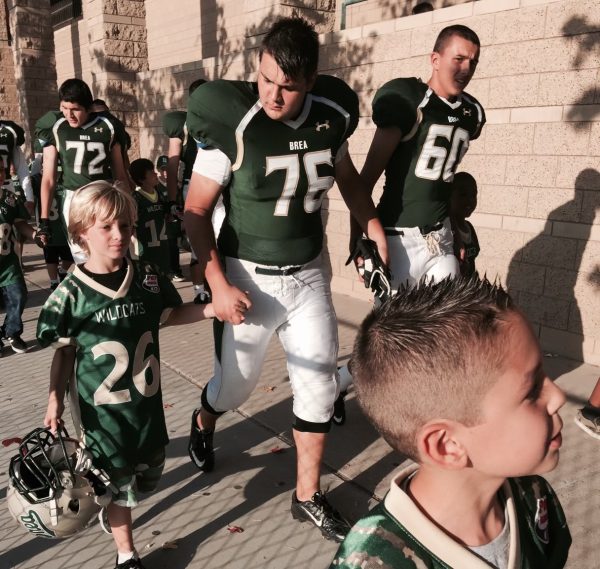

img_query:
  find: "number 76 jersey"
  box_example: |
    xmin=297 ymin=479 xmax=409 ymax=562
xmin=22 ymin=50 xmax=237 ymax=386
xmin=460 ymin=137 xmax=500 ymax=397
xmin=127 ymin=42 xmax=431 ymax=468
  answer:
xmin=373 ymin=77 xmax=485 ymax=229
xmin=186 ymin=75 xmax=359 ymax=267
xmin=36 ymin=259 xmax=182 ymax=471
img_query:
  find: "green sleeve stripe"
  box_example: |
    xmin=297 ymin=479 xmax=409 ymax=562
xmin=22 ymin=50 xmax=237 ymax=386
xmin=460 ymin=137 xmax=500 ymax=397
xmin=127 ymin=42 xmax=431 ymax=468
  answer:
xmin=232 ymin=100 xmax=262 ymax=171
xmin=52 ymin=118 xmax=66 ymax=152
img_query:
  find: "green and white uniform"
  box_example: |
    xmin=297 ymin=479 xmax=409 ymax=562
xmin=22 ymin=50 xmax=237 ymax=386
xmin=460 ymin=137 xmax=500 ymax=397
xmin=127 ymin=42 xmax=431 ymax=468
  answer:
xmin=330 ymin=466 xmax=571 ymax=569
xmin=162 ymin=109 xmax=224 ymax=255
xmin=0 ymin=187 xmax=28 ymax=288
xmin=162 ymin=111 xmax=197 ymax=186
xmin=186 ymin=76 xmax=357 ymax=427
xmin=372 ymin=78 xmax=485 ymax=288
xmin=36 ymin=259 xmax=182 ymax=476
xmin=35 ymin=111 xmax=127 ymax=263
xmin=456 ymin=219 xmax=479 ymax=277
xmin=0 ymin=121 xmax=33 ymax=202
xmin=131 ymin=187 xmax=170 ymax=273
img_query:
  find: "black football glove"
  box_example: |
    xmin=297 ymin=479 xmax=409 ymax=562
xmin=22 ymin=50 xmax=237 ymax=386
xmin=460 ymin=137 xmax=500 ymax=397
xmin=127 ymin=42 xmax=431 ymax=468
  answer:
xmin=36 ymin=218 xmax=51 ymax=246
xmin=346 ymin=238 xmax=392 ymax=302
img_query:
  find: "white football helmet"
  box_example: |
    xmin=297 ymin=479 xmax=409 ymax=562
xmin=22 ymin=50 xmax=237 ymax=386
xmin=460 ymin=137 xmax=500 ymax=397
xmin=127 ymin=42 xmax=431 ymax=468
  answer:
xmin=7 ymin=427 xmax=113 ymax=539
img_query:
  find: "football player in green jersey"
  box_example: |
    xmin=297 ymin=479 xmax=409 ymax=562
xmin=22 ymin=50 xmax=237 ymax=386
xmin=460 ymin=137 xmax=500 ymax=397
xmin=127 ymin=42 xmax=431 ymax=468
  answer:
xmin=36 ymin=78 xmax=130 ymax=264
xmin=156 ymin=154 xmax=184 ymax=280
xmin=0 ymin=119 xmax=34 ymax=213
xmin=0 ymin=160 xmax=42 ymax=355
xmin=129 ymin=158 xmax=171 ymax=274
xmin=162 ymin=79 xmax=218 ymax=303
xmin=337 ymin=25 xmax=486 ymax=420
xmin=356 ymin=24 xmax=485 ymax=290
xmin=37 ymin=181 xmax=214 ymax=569
xmin=184 ymin=17 xmax=387 ymax=543
xmin=330 ymin=277 xmax=571 ymax=569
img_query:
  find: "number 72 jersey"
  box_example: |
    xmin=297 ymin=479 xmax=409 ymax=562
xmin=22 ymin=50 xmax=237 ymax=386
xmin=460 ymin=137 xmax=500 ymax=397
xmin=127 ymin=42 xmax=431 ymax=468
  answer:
xmin=186 ymin=76 xmax=359 ymax=266
xmin=373 ymin=77 xmax=485 ymax=228
xmin=35 ymin=111 xmax=126 ymax=191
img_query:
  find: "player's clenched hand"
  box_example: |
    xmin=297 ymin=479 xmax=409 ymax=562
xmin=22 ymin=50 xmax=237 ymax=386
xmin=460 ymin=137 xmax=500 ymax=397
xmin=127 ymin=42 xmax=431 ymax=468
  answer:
xmin=44 ymin=397 xmax=64 ymax=434
xmin=213 ymin=283 xmax=251 ymax=324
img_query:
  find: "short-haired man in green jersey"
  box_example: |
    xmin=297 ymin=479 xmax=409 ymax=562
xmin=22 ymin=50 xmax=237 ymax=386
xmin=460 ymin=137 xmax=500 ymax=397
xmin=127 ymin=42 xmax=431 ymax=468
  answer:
xmin=184 ymin=17 xmax=388 ymax=543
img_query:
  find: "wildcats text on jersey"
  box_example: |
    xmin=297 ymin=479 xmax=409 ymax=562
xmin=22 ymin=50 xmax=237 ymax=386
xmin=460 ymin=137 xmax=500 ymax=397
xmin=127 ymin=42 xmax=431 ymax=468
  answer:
xmin=94 ymin=302 xmax=146 ymax=323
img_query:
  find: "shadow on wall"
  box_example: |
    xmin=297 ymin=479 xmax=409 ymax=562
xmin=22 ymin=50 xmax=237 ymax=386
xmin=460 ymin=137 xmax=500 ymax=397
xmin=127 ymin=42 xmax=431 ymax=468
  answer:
xmin=506 ymin=169 xmax=600 ymax=365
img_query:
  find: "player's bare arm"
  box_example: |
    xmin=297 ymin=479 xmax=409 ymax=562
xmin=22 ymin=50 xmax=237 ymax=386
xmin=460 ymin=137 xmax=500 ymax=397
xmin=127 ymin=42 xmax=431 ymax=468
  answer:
xmin=166 ymin=137 xmax=183 ymax=203
xmin=335 ymin=152 xmax=388 ymax=266
xmin=44 ymin=346 xmax=76 ymax=433
xmin=40 ymin=145 xmax=58 ymax=219
xmin=346 ymin=125 xmax=403 ymax=255
xmin=184 ymin=171 xmax=251 ymax=324
xmin=110 ymin=143 xmax=131 ymax=191
xmin=162 ymin=301 xmax=215 ymax=327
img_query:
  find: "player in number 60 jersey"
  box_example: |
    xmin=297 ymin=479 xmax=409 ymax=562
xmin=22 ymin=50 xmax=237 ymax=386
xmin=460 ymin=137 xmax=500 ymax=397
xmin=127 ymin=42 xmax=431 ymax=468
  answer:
xmin=354 ymin=24 xmax=485 ymax=291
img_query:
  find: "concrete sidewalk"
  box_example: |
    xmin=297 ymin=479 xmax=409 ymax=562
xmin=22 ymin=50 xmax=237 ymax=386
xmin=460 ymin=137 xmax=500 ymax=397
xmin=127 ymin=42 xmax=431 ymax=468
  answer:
xmin=1 ymin=244 xmax=599 ymax=569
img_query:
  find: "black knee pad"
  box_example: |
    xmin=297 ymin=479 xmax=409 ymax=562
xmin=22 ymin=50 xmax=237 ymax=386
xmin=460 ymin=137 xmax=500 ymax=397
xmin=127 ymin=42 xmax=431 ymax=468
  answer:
xmin=293 ymin=416 xmax=331 ymax=434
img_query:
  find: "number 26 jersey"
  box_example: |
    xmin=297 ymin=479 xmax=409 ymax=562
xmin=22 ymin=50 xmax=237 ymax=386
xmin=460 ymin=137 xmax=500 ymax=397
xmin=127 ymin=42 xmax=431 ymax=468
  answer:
xmin=36 ymin=259 xmax=182 ymax=471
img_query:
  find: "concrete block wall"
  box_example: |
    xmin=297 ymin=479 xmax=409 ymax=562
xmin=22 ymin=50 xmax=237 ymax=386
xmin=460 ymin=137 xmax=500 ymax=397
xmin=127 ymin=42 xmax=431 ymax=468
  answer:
xmin=0 ymin=0 xmax=19 ymax=120
xmin=340 ymin=0 xmax=470 ymax=29
xmin=318 ymin=0 xmax=600 ymax=363
xmin=8 ymin=0 xmax=599 ymax=362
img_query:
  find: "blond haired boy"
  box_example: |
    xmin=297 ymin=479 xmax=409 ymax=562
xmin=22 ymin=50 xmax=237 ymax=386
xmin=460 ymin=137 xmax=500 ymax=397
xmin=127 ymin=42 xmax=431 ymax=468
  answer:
xmin=330 ymin=277 xmax=571 ymax=569
xmin=37 ymin=181 xmax=215 ymax=569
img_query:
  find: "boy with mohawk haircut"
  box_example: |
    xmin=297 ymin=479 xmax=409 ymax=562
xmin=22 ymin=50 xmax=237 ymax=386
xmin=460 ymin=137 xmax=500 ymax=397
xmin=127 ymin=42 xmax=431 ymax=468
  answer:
xmin=330 ymin=276 xmax=571 ymax=569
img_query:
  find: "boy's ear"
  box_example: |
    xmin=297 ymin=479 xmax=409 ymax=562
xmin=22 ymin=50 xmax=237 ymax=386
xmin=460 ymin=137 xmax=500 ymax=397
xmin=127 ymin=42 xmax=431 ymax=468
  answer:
xmin=417 ymin=420 xmax=469 ymax=469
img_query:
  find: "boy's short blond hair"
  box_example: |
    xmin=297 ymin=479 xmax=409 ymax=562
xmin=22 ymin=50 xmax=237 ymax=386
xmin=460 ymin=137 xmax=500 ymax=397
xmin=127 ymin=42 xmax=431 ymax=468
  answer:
xmin=352 ymin=276 xmax=514 ymax=461
xmin=68 ymin=181 xmax=137 ymax=252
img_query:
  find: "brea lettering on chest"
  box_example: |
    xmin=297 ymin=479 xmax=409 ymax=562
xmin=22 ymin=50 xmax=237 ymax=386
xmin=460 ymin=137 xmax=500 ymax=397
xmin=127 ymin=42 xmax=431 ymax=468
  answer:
xmin=79 ymin=135 xmax=90 ymax=141
xmin=289 ymin=140 xmax=308 ymax=151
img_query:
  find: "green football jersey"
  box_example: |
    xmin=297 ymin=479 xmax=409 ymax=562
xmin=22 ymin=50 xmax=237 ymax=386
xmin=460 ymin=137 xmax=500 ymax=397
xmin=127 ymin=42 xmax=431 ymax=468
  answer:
xmin=331 ymin=467 xmax=571 ymax=569
xmin=36 ymin=259 xmax=182 ymax=471
xmin=131 ymin=187 xmax=171 ymax=272
xmin=0 ymin=187 xmax=29 ymax=287
xmin=162 ymin=110 xmax=198 ymax=182
xmin=0 ymin=120 xmax=25 ymax=172
xmin=186 ymin=76 xmax=359 ymax=266
xmin=372 ymin=78 xmax=485 ymax=228
xmin=35 ymin=111 xmax=126 ymax=191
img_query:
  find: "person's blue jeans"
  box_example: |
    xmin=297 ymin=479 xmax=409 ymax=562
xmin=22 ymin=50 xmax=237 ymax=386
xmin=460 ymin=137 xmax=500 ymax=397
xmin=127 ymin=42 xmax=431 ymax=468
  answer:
xmin=1 ymin=278 xmax=27 ymax=338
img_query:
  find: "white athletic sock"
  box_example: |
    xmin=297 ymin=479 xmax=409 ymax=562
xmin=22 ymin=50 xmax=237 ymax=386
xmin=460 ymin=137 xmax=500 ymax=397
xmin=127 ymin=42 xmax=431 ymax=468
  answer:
xmin=117 ymin=550 xmax=138 ymax=564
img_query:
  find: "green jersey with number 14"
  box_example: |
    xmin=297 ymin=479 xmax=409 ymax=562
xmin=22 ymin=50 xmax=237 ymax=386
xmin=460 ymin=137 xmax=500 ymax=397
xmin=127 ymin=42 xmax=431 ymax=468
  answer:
xmin=35 ymin=111 xmax=126 ymax=191
xmin=131 ymin=187 xmax=170 ymax=273
xmin=186 ymin=76 xmax=359 ymax=266
xmin=373 ymin=78 xmax=485 ymax=228
xmin=36 ymin=259 xmax=182 ymax=472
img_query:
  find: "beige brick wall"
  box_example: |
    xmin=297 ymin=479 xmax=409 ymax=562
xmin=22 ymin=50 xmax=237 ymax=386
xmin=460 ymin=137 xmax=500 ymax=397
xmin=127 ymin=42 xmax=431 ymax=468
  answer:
xmin=316 ymin=0 xmax=600 ymax=363
xmin=0 ymin=0 xmax=19 ymax=121
xmin=26 ymin=0 xmax=600 ymax=363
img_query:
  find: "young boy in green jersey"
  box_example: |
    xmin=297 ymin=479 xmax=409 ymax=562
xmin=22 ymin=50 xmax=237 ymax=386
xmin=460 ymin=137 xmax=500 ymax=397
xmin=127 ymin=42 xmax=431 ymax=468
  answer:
xmin=37 ymin=181 xmax=215 ymax=569
xmin=330 ymin=277 xmax=571 ymax=569
xmin=450 ymin=172 xmax=480 ymax=277
xmin=156 ymin=155 xmax=184 ymax=281
xmin=0 ymin=160 xmax=41 ymax=355
xmin=129 ymin=158 xmax=171 ymax=275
